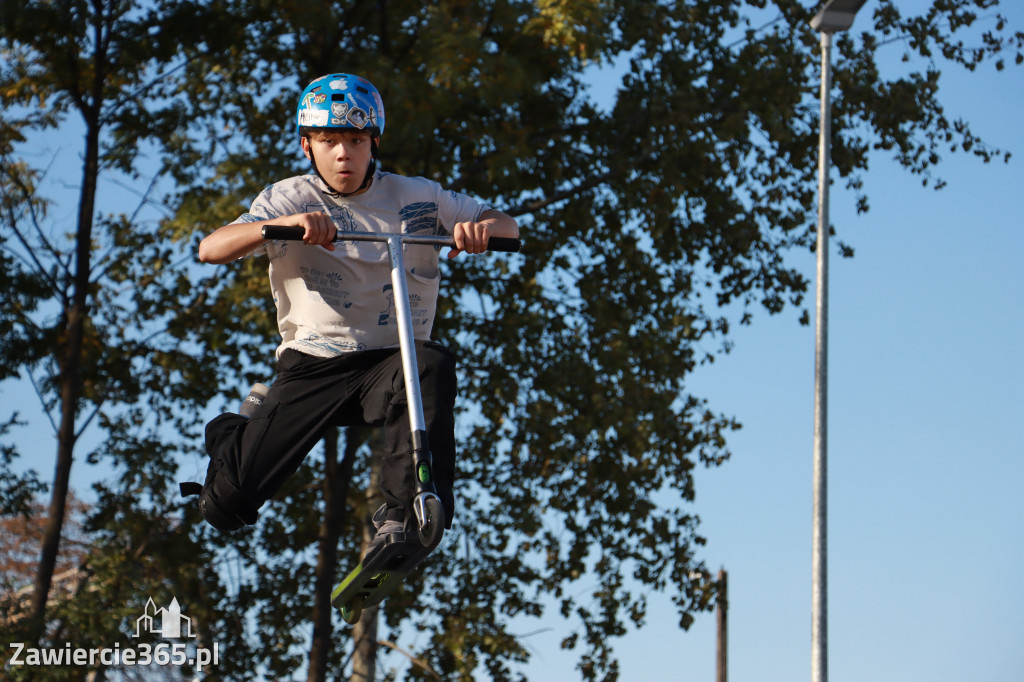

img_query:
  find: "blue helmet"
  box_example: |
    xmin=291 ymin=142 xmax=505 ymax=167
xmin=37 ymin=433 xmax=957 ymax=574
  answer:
xmin=296 ymin=74 xmax=385 ymax=137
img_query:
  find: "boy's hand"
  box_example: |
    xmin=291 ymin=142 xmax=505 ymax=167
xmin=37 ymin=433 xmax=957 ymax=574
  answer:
xmin=292 ymin=211 xmax=337 ymax=251
xmin=449 ymin=220 xmax=490 ymax=259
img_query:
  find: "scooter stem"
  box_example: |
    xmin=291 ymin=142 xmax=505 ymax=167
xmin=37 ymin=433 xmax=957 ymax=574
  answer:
xmin=384 ymin=235 xmax=428 ymax=436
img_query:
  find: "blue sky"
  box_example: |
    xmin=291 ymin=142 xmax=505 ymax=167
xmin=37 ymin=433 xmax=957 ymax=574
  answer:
xmin=4 ymin=3 xmax=1021 ymax=681
xmin=510 ymin=5 xmax=1024 ymax=682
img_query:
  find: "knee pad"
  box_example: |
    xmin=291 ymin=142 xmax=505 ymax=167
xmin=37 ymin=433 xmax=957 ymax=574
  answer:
xmin=180 ymin=462 xmax=259 ymax=532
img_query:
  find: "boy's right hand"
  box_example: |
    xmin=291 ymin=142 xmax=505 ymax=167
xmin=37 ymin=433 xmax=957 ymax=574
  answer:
xmin=290 ymin=212 xmax=337 ymax=251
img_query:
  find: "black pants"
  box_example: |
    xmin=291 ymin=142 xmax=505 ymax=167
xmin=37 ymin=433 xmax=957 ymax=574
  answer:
xmin=203 ymin=341 xmax=457 ymax=528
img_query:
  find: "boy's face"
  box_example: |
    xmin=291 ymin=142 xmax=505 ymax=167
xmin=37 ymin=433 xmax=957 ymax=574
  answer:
xmin=302 ymin=129 xmax=376 ymax=195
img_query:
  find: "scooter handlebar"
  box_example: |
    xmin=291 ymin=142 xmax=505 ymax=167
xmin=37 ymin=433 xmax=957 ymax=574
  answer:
xmin=261 ymin=225 xmax=522 ymax=253
xmin=478 ymin=237 xmax=522 ymax=253
xmin=260 ymin=224 xmax=308 ymax=241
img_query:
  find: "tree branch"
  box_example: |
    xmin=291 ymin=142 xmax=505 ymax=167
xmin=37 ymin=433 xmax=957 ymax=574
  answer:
xmin=376 ymin=639 xmax=442 ymax=680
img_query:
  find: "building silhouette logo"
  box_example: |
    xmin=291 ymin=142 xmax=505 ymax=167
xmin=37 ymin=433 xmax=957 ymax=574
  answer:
xmin=132 ymin=597 xmax=196 ymax=639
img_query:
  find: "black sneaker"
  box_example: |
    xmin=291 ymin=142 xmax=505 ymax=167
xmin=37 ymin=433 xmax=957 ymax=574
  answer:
xmin=367 ymin=504 xmax=408 ymax=556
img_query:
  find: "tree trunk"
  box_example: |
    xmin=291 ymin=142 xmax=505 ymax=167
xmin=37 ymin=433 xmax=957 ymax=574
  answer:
xmin=350 ymin=445 xmax=384 ymax=682
xmin=308 ymin=427 xmax=360 ymax=682
xmin=28 ymin=112 xmax=100 ymax=646
xmin=350 ymin=603 xmax=381 ymax=682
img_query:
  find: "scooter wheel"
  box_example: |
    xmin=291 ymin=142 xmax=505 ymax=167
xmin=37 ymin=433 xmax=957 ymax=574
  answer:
xmin=418 ymin=496 xmax=445 ymax=549
xmin=341 ymin=599 xmax=362 ymax=625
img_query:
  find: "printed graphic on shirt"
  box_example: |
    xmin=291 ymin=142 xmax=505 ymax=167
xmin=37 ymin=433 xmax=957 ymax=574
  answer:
xmin=297 ymin=331 xmax=367 ymax=354
xmin=377 ymin=283 xmax=428 ymax=327
xmin=400 ymin=202 xmax=439 ymax=234
xmin=310 ymin=202 xmax=359 ymax=235
xmin=248 ymin=201 xmax=357 ymax=232
xmin=300 ymin=265 xmax=351 ymax=311
xmin=400 ymin=202 xmax=448 ymax=250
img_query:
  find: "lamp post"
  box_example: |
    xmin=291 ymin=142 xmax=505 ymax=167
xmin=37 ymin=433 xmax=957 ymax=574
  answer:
xmin=808 ymin=3 xmax=867 ymax=682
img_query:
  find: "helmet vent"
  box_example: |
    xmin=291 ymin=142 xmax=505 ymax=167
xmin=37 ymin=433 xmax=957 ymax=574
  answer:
xmin=356 ymin=86 xmax=369 ymax=94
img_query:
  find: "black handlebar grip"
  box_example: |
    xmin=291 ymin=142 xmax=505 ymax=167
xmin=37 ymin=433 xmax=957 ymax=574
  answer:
xmin=261 ymin=225 xmax=306 ymax=240
xmin=486 ymin=237 xmax=523 ymax=253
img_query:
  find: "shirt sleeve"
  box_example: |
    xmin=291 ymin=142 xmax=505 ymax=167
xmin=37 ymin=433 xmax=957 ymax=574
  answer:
xmin=231 ymin=185 xmax=283 ymax=257
xmin=435 ymin=186 xmax=493 ymax=233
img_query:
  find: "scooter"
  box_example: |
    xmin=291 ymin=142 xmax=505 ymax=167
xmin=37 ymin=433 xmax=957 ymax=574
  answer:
xmin=261 ymin=224 xmax=521 ymax=623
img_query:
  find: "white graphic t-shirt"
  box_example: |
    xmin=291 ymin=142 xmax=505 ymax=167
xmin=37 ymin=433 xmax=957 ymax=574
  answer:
xmin=234 ymin=171 xmax=491 ymax=358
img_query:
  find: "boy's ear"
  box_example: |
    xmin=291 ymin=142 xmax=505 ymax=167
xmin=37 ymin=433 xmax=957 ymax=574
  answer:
xmin=300 ymin=136 xmax=312 ymax=160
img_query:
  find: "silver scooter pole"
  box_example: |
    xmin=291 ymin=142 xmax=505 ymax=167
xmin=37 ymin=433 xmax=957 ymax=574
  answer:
xmin=262 ymin=225 xmax=521 ymax=544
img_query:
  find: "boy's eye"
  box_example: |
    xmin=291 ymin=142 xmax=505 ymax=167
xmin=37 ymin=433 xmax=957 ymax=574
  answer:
xmin=315 ymin=133 xmax=369 ymax=147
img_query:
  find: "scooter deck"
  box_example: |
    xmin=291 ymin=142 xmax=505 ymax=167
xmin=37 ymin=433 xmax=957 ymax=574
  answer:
xmin=331 ymin=532 xmax=435 ymax=624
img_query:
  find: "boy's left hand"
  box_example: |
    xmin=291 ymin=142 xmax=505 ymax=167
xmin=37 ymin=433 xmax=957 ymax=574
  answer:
xmin=449 ymin=221 xmax=491 ymax=259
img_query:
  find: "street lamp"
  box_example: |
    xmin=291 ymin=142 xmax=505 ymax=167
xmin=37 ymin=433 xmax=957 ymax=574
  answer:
xmin=810 ymin=0 xmax=867 ymax=32
xmin=808 ymin=3 xmax=867 ymax=682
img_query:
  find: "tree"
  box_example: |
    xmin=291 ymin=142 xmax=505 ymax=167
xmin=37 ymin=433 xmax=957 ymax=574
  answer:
xmin=2 ymin=1 xmax=1021 ymax=680
xmin=0 ymin=0 xmax=235 ymax=656
xmin=0 ymin=495 xmax=89 ymax=614
xmin=157 ymin=1 xmax=1021 ymax=680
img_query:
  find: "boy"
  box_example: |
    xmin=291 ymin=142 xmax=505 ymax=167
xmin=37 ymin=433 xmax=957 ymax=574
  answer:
xmin=186 ymin=73 xmax=519 ymax=552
